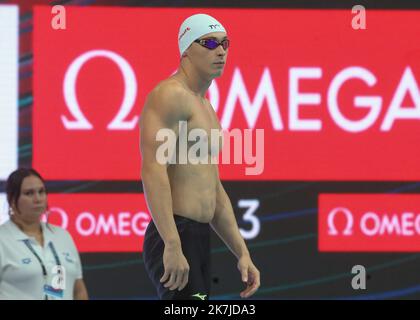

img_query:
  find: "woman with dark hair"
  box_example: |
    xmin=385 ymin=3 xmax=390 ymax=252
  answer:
xmin=0 ymin=168 xmax=88 ymax=300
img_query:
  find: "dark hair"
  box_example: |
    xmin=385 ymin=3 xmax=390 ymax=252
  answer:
xmin=6 ymin=168 xmax=46 ymax=212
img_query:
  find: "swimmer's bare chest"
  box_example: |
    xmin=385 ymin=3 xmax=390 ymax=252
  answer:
xmin=168 ymin=95 xmax=223 ymax=222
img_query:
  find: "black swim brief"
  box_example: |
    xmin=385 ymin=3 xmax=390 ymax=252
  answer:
xmin=143 ymin=215 xmax=211 ymax=300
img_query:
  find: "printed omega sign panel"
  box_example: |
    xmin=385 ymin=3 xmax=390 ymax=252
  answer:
xmin=319 ymin=194 xmax=420 ymax=252
xmin=33 ymin=7 xmax=420 ymax=180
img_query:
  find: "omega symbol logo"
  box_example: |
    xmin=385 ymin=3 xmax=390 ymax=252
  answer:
xmin=327 ymin=207 xmax=354 ymax=236
xmin=62 ymin=50 xmax=139 ymax=131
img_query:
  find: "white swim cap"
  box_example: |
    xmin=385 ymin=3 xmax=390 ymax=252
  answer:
xmin=178 ymin=13 xmax=227 ymax=56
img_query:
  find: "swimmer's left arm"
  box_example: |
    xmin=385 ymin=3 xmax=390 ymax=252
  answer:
xmin=211 ymin=179 xmax=248 ymax=259
xmin=211 ymin=179 xmax=260 ymax=298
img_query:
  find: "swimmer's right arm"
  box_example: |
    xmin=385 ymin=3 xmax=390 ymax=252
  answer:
xmin=140 ymin=85 xmax=191 ymax=291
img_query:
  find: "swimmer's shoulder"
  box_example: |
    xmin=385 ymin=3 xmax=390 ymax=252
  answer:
xmin=143 ymin=78 xmax=192 ymax=119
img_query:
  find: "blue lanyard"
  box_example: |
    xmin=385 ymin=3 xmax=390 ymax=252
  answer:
xmin=23 ymin=239 xmax=62 ymax=300
xmin=23 ymin=240 xmax=62 ymax=275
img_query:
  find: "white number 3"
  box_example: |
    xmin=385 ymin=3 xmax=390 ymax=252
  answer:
xmin=238 ymin=199 xmax=260 ymax=240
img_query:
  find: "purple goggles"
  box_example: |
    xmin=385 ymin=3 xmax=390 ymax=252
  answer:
xmin=194 ymin=38 xmax=230 ymax=50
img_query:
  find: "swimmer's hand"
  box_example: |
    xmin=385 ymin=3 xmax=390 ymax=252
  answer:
xmin=237 ymin=255 xmax=260 ymax=298
xmin=160 ymin=244 xmax=190 ymax=291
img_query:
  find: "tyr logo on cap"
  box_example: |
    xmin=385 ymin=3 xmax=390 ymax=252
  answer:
xmin=209 ymin=24 xmax=221 ymax=29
